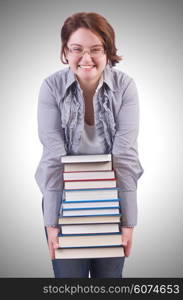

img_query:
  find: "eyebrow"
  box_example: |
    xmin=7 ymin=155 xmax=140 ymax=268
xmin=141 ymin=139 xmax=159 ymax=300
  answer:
xmin=69 ymin=43 xmax=103 ymax=47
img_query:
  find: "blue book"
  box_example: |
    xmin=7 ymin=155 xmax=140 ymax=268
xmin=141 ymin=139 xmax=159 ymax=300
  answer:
xmin=58 ymin=214 xmax=122 ymax=225
xmin=55 ymin=246 xmax=124 ymax=259
xmin=63 ymin=198 xmax=120 ymax=203
xmin=60 ymin=223 xmax=121 ymax=235
xmin=63 ymin=206 xmax=120 ymax=211
xmin=58 ymin=232 xmax=122 ymax=249
xmin=58 ymin=232 xmax=121 ymax=237
xmin=61 ymin=206 xmax=120 ymax=217
xmin=64 ymin=188 xmax=120 ymax=201
xmin=62 ymin=199 xmax=121 ymax=213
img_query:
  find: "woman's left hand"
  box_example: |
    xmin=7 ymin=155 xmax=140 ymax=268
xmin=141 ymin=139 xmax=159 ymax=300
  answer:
xmin=121 ymin=227 xmax=134 ymax=257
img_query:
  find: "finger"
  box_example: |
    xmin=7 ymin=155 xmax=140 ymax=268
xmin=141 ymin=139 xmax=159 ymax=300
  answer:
xmin=124 ymin=241 xmax=132 ymax=257
xmin=122 ymin=236 xmax=128 ymax=246
xmin=53 ymin=236 xmax=59 ymax=250
xmin=48 ymin=241 xmax=55 ymax=260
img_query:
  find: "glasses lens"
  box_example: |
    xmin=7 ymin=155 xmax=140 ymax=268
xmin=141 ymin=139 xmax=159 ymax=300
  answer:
xmin=70 ymin=46 xmax=83 ymax=54
xmin=91 ymin=47 xmax=104 ymax=57
xmin=68 ymin=46 xmax=104 ymax=57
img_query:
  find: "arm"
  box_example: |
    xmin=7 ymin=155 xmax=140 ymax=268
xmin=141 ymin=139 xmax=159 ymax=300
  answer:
xmin=35 ymin=78 xmax=66 ymax=258
xmin=112 ymin=78 xmax=144 ymax=255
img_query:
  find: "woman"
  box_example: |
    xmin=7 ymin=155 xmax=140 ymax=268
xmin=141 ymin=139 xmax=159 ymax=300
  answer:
xmin=35 ymin=12 xmax=143 ymax=278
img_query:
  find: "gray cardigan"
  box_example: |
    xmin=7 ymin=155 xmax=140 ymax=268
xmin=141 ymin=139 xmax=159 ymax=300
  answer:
xmin=35 ymin=65 xmax=144 ymax=227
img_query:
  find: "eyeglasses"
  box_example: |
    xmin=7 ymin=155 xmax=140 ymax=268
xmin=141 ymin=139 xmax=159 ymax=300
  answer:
xmin=67 ymin=45 xmax=105 ymax=58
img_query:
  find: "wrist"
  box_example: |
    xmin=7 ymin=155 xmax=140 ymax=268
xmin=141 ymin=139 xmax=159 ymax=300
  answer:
xmin=122 ymin=226 xmax=134 ymax=228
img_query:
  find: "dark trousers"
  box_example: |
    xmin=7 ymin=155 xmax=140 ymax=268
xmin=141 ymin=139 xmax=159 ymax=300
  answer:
xmin=52 ymin=256 xmax=125 ymax=278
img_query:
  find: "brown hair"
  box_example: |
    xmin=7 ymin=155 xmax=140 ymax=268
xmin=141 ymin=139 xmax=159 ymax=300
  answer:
xmin=60 ymin=12 xmax=122 ymax=66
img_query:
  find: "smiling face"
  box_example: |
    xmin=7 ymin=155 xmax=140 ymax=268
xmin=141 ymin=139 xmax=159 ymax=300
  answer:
xmin=65 ymin=28 xmax=107 ymax=88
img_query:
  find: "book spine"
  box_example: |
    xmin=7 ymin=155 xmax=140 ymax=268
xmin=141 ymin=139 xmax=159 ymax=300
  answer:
xmin=58 ymin=245 xmax=123 ymax=249
xmin=64 ymin=178 xmax=116 ymax=182
xmin=63 ymin=199 xmax=120 ymax=203
xmin=63 ymin=169 xmax=115 ymax=173
xmin=59 ymin=214 xmax=122 ymax=218
xmin=64 ymin=187 xmax=120 ymax=192
xmin=61 ymin=154 xmax=112 ymax=163
xmin=58 ymin=232 xmax=121 ymax=237
xmin=62 ymin=206 xmax=120 ymax=211
xmin=60 ymin=222 xmax=121 ymax=226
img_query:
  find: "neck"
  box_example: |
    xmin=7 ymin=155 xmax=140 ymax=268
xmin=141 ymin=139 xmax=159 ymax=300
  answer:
xmin=77 ymin=77 xmax=100 ymax=95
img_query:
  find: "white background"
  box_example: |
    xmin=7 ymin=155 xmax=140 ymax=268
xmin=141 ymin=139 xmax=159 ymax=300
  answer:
xmin=0 ymin=0 xmax=183 ymax=277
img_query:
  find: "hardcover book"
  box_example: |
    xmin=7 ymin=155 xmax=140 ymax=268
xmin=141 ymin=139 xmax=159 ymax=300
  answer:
xmin=58 ymin=214 xmax=121 ymax=225
xmin=61 ymin=154 xmax=112 ymax=163
xmin=56 ymin=153 xmax=123 ymax=259
xmin=61 ymin=223 xmax=120 ymax=234
xmin=64 ymin=188 xmax=119 ymax=201
xmin=64 ymin=161 xmax=112 ymax=172
xmin=64 ymin=178 xmax=116 ymax=189
xmin=58 ymin=232 xmax=122 ymax=248
xmin=63 ymin=170 xmax=115 ymax=181
xmin=55 ymin=246 xmax=124 ymax=259
xmin=62 ymin=199 xmax=120 ymax=209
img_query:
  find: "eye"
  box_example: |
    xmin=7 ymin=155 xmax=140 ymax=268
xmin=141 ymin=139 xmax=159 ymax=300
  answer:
xmin=93 ymin=48 xmax=101 ymax=52
xmin=72 ymin=47 xmax=83 ymax=53
xmin=91 ymin=47 xmax=103 ymax=54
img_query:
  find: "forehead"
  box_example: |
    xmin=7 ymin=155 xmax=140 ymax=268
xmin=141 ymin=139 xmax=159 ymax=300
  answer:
xmin=68 ymin=28 xmax=103 ymax=46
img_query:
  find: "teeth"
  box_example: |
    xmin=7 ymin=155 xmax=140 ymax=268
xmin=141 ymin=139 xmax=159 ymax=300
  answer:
xmin=79 ymin=65 xmax=94 ymax=69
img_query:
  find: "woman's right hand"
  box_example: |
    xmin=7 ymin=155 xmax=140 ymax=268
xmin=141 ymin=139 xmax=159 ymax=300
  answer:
xmin=46 ymin=226 xmax=60 ymax=259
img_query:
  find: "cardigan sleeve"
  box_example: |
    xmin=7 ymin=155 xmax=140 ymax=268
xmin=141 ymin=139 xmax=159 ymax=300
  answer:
xmin=112 ymin=78 xmax=144 ymax=227
xmin=34 ymin=79 xmax=66 ymax=226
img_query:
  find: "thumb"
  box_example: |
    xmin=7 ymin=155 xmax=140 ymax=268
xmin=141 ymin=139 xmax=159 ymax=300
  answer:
xmin=122 ymin=236 xmax=128 ymax=246
xmin=53 ymin=235 xmax=59 ymax=249
xmin=53 ymin=242 xmax=59 ymax=249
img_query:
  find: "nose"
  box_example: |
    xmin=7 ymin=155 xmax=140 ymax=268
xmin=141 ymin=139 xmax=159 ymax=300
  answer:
xmin=79 ymin=51 xmax=93 ymax=62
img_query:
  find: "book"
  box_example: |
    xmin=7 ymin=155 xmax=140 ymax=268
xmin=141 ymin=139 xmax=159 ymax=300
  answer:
xmin=62 ymin=207 xmax=120 ymax=217
xmin=61 ymin=223 xmax=120 ymax=234
xmin=63 ymin=170 xmax=115 ymax=181
xmin=55 ymin=246 xmax=124 ymax=259
xmin=62 ymin=199 xmax=120 ymax=209
xmin=58 ymin=232 xmax=122 ymax=248
xmin=58 ymin=214 xmax=121 ymax=225
xmin=64 ymin=161 xmax=112 ymax=172
xmin=64 ymin=178 xmax=116 ymax=189
xmin=64 ymin=188 xmax=119 ymax=201
xmin=56 ymin=153 xmax=123 ymax=260
xmin=61 ymin=154 xmax=111 ymax=164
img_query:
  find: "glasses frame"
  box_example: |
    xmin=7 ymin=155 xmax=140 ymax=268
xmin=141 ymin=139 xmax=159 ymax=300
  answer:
xmin=66 ymin=45 xmax=106 ymax=59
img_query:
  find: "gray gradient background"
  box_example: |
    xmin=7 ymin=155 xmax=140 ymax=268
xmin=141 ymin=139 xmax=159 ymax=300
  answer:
xmin=0 ymin=0 xmax=183 ymax=277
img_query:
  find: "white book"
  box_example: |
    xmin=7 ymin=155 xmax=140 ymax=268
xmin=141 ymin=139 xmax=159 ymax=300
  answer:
xmin=64 ymin=179 xmax=116 ymax=189
xmin=62 ymin=207 xmax=120 ymax=217
xmin=55 ymin=246 xmax=124 ymax=259
xmin=64 ymin=188 xmax=119 ymax=201
xmin=58 ymin=233 xmax=122 ymax=248
xmin=63 ymin=170 xmax=115 ymax=181
xmin=61 ymin=154 xmax=111 ymax=164
xmin=61 ymin=223 xmax=120 ymax=234
xmin=62 ymin=200 xmax=120 ymax=209
xmin=58 ymin=214 xmax=121 ymax=225
xmin=64 ymin=161 xmax=112 ymax=172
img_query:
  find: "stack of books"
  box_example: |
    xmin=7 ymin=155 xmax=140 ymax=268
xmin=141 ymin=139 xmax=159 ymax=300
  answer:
xmin=55 ymin=154 xmax=124 ymax=259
